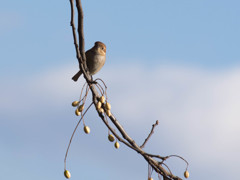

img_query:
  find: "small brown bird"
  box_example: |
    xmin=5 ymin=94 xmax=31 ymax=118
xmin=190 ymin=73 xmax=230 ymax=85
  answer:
xmin=72 ymin=41 xmax=106 ymax=81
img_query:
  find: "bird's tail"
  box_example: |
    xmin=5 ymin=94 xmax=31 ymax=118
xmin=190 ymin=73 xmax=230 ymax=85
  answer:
xmin=72 ymin=70 xmax=82 ymax=82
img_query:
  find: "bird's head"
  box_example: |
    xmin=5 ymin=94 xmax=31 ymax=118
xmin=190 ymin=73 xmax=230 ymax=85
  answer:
xmin=94 ymin=41 xmax=106 ymax=56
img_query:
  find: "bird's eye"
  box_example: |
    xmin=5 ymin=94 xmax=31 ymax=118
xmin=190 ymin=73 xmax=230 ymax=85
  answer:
xmin=101 ymin=47 xmax=104 ymax=50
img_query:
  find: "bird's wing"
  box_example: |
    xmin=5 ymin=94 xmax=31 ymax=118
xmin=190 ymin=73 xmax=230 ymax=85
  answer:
xmin=85 ymin=49 xmax=92 ymax=60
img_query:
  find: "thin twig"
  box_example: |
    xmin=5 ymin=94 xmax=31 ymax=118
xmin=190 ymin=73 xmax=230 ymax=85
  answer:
xmin=94 ymin=78 xmax=108 ymax=100
xmin=79 ymin=82 xmax=87 ymax=102
xmin=95 ymin=83 xmax=104 ymax=96
xmin=140 ymin=120 xmax=159 ymax=148
xmin=69 ymin=0 xmax=82 ymax=65
xmin=64 ymin=102 xmax=94 ymax=170
xmin=165 ymin=155 xmax=189 ymax=169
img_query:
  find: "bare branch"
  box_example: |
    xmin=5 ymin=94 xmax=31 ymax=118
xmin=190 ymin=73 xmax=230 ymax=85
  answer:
xmin=69 ymin=0 xmax=82 ymax=64
xmin=64 ymin=102 xmax=94 ymax=170
xmin=140 ymin=120 xmax=159 ymax=148
xmin=76 ymin=0 xmax=87 ymax=72
xmin=66 ymin=0 xmax=188 ymax=179
xmin=70 ymin=0 xmax=90 ymax=83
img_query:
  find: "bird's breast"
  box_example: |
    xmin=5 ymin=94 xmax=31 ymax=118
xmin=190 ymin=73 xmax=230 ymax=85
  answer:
xmin=87 ymin=54 xmax=106 ymax=75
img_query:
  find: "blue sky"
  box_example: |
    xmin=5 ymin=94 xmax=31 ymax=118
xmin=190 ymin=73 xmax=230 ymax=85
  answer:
xmin=1 ymin=0 xmax=240 ymax=180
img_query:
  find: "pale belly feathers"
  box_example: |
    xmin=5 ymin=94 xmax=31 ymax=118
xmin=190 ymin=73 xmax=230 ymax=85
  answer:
xmin=87 ymin=54 xmax=106 ymax=75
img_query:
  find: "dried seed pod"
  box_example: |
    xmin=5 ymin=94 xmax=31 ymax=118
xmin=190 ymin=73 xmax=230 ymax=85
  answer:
xmin=108 ymin=134 xmax=115 ymax=142
xmin=78 ymin=104 xmax=84 ymax=112
xmin=100 ymin=96 xmax=105 ymax=103
xmin=84 ymin=126 xmax=90 ymax=134
xmin=106 ymin=110 xmax=111 ymax=117
xmin=75 ymin=109 xmax=80 ymax=116
xmin=97 ymin=101 xmax=102 ymax=109
xmin=184 ymin=170 xmax=189 ymax=178
xmin=104 ymin=102 xmax=111 ymax=110
xmin=98 ymin=108 xmax=104 ymax=113
xmin=72 ymin=101 xmax=79 ymax=107
xmin=114 ymin=141 xmax=120 ymax=149
xmin=64 ymin=170 xmax=71 ymax=179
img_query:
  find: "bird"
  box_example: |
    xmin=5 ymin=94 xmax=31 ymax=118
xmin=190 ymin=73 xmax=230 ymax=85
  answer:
xmin=72 ymin=41 xmax=106 ymax=82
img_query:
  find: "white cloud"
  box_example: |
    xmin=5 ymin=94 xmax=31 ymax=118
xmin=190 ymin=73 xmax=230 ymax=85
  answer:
xmin=1 ymin=63 xmax=240 ymax=179
xmin=103 ymin=64 xmax=240 ymax=162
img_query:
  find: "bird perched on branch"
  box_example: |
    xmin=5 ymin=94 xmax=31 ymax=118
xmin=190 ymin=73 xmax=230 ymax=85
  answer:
xmin=72 ymin=41 xmax=106 ymax=81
